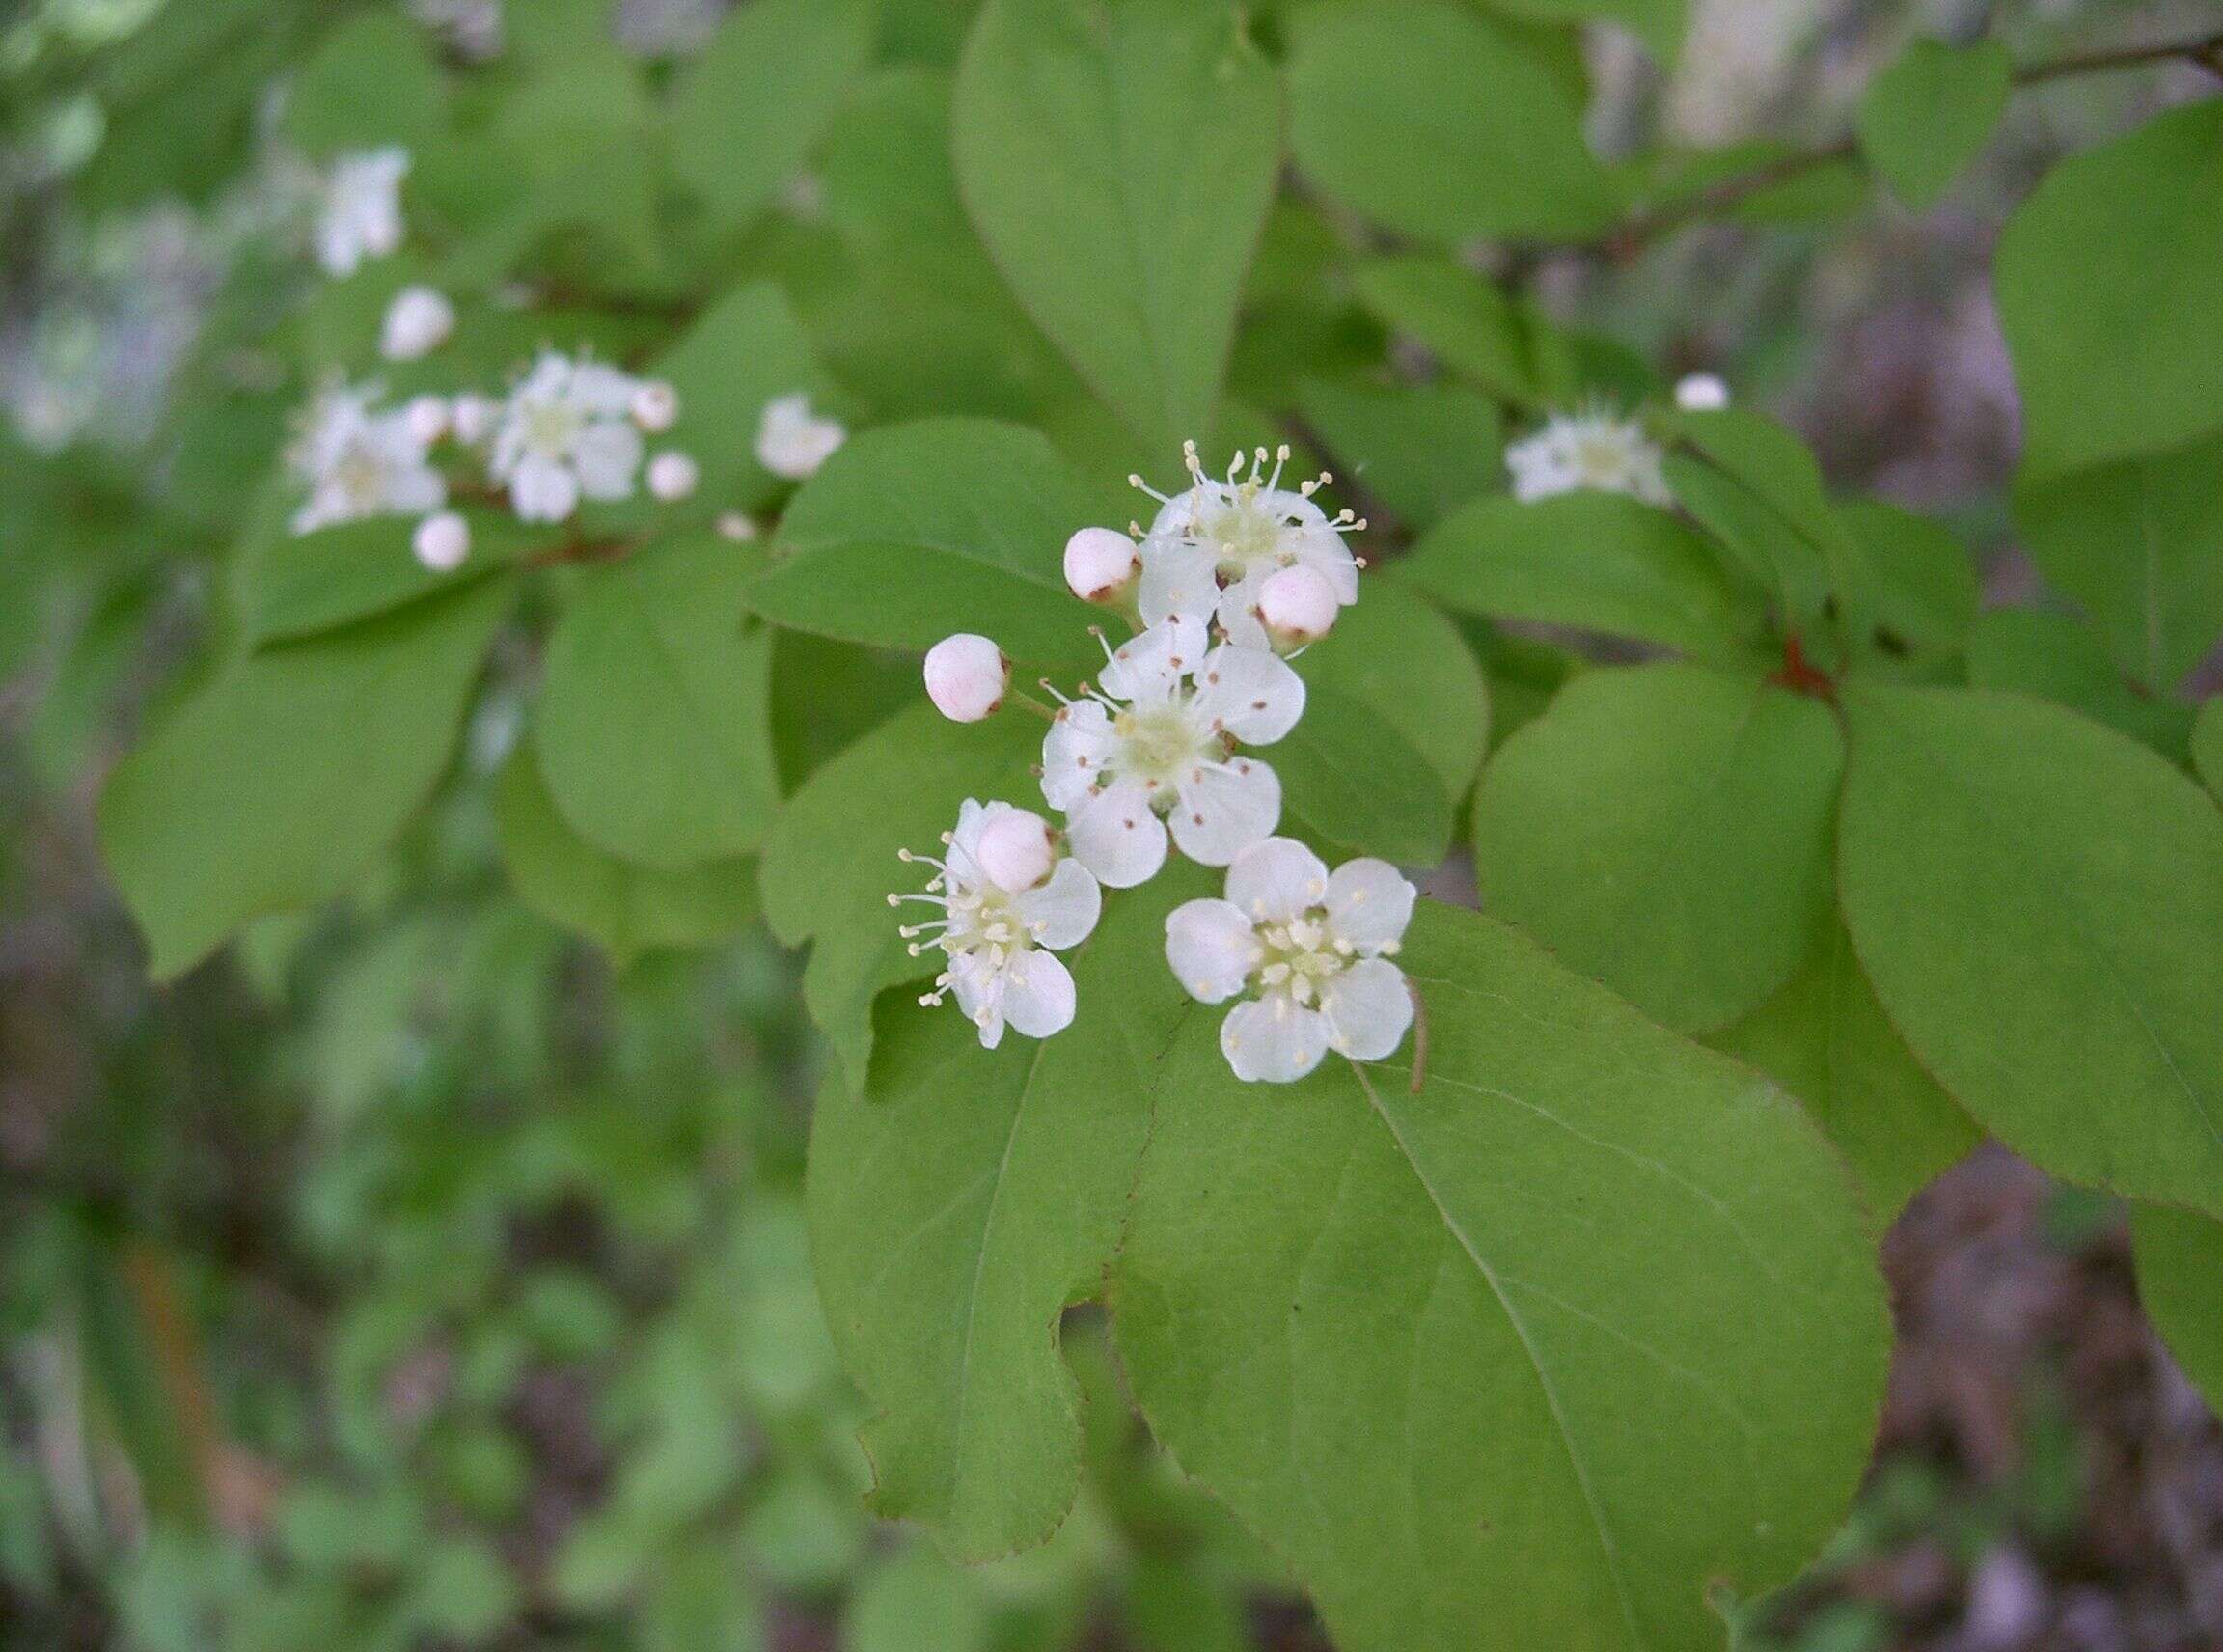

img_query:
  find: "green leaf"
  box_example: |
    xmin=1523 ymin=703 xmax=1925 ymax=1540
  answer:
xmin=667 ymin=0 xmax=877 ymax=232
xmin=951 ymin=0 xmax=1281 ymax=453
xmin=494 ymin=739 xmax=759 ymax=963
xmin=100 ymin=578 xmax=512 ymax=977
xmin=2012 ymin=430 xmax=2223 ymax=692
xmin=1837 ymin=499 xmax=1977 ymax=656
xmin=809 ymin=871 xmax=1200 ymax=1558
xmin=1298 ymin=578 xmax=1490 ymax=801
xmin=747 ymin=419 xmax=1103 ymax=669
xmin=1297 ymin=378 xmax=1504 ymax=529
xmin=843 ymin=1550 xmax=991 ymax=1652
xmin=1854 ymin=39 xmax=2010 ymax=211
xmin=1965 ymin=609 xmax=2195 ymax=763
xmin=1838 ymin=683 xmax=2223 ymax=1217
xmin=761 ymin=703 xmax=1044 ymax=1082
xmin=1483 ymin=0 xmax=1684 ymax=67
xmin=1995 ymin=99 xmax=2223 ymax=482
xmin=536 ymin=535 xmax=778 ymax=869
xmin=2195 ymin=699 xmax=2223 ymax=801
xmin=1474 ymin=665 xmax=1841 ymax=1032
xmin=281 ymin=10 xmax=445 ymax=157
xmin=1712 ymin=924 xmax=1979 ymax=1222
xmin=2130 ymin=1202 xmax=2223 ymax=1414
xmin=1402 ymin=492 xmax=1768 ymax=664
xmin=1287 ymin=2 xmax=1615 ymax=243
xmin=1351 ymin=257 xmax=1542 ymax=405
xmin=240 ymin=509 xmax=546 ymax=647
xmin=1276 ymin=683 xmax=1456 ymax=866
xmin=1112 ymin=900 xmax=1888 ymax=1652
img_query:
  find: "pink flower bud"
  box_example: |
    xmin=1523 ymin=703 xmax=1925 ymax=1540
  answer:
xmin=647 ymin=450 xmax=699 ymax=501
xmin=975 ymin=808 xmax=1057 ymax=893
xmin=715 ymin=510 xmax=757 ymax=543
xmin=922 ymin=633 xmax=1008 ymax=723
xmin=631 ymin=380 xmax=679 ymax=432
xmin=1674 ymin=372 xmax=1730 ymax=411
xmin=412 ymin=510 xmax=470 ymax=572
xmin=1257 ymin=564 xmax=1340 ymax=650
xmin=1063 ymin=526 xmax=1139 ymax=604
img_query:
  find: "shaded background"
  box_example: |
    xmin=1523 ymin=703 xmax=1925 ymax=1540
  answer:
xmin=4 ymin=0 xmax=2220 ymax=1647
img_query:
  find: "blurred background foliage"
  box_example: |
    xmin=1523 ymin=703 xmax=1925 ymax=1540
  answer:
xmin=3 ymin=0 xmax=2220 ymax=1648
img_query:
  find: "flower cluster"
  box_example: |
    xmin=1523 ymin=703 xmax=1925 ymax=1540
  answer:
xmin=893 ymin=445 xmax=1418 ymax=1082
xmin=1504 ymin=404 xmax=1670 ymax=506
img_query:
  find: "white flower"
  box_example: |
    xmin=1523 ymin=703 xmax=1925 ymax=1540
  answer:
xmin=630 ymin=380 xmax=679 ymax=432
xmin=451 ymin=393 xmax=500 ymax=445
xmin=755 ymin=392 xmax=845 ymax=480
xmin=715 ymin=510 xmax=758 ymax=543
xmin=1131 ymin=442 xmax=1362 ymax=649
xmin=287 ymin=382 xmax=445 ymax=535
xmin=412 ymin=510 xmax=470 ymax=572
xmin=316 ymin=148 xmax=409 ymax=277
xmin=1504 ymin=407 xmax=1670 ymax=507
xmin=1256 ymin=564 xmax=1340 ymax=651
xmin=380 ymin=285 xmax=454 ymax=360
xmin=1166 ymin=837 xmax=1416 ymax=1083
xmin=646 ymin=450 xmax=699 ymax=502
xmin=1674 ymin=372 xmax=1730 ymax=411
xmin=401 ymin=393 xmax=449 ymax=446
xmin=922 ymin=633 xmax=1008 ymax=723
xmin=1040 ymin=613 xmax=1303 ymax=888
xmin=1063 ymin=526 xmax=1140 ymax=605
xmin=489 ymin=352 xmax=645 ymax=523
xmin=891 ymin=799 xmax=1103 ymax=1049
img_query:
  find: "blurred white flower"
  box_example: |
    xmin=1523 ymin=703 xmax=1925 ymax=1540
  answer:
xmin=1674 ymin=372 xmax=1731 ymax=411
xmin=1040 ymin=613 xmax=1302 ymax=888
xmin=316 ymin=148 xmax=409 ymax=277
xmin=891 ymin=799 xmax=1103 ymax=1049
xmin=412 ymin=510 xmax=470 ymax=571
xmin=1132 ymin=441 xmax=1361 ymax=649
xmin=288 ymin=382 xmax=445 ymax=535
xmin=715 ymin=510 xmax=758 ymax=543
xmin=755 ymin=392 xmax=845 ymax=480
xmin=646 ymin=450 xmax=699 ymax=501
xmin=450 ymin=393 xmax=499 ymax=445
xmin=409 ymin=0 xmax=503 ymax=61
xmin=1166 ymin=837 xmax=1415 ymax=1083
xmin=380 ymin=285 xmax=454 ymax=361
xmin=629 ymin=379 xmax=678 ymax=432
xmin=1504 ymin=408 xmax=1670 ymax=507
xmin=489 ymin=352 xmax=645 ymax=522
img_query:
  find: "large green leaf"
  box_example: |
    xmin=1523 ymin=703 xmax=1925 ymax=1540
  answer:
xmin=2195 ymin=699 xmax=2223 ymax=801
xmin=1296 ymin=577 xmax=1490 ymax=802
xmin=1276 ymin=684 xmax=1456 ymax=867
xmin=1965 ymin=609 xmax=2195 ymax=763
xmin=536 ymin=535 xmax=779 ymax=870
xmin=950 ymin=0 xmax=1280 ymax=453
xmin=240 ymin=509 xmax=549 ymax=647
xmin=280 ymin=9 xmax=446 ymax=157
xmin=100 ymin=578 xmax=513 ymax=978
xmin=808 ymin=870 xmax=1200 ymax=1558
xmin=1350 ymin=257 xmax=1544 ymax=406
xmin=2130 ymin=1203 xmax=2223 ymax=1414
xmin=1287 ymin=1 xmax=1615 ymax=243
xmin=1113 ymin=901 xmax=1889 ymax=1652
xmin=760 ymin=703 xmax=1045 ymax=1083
xmin=1402 ymin=492 xmax=1768 ymax=665
xmin=1854 ymin=39 xmax=2009 ymax=211
xmin=667 ymin=0 xmax=877 ymax=233
xmin=1837 ymin=499 xmax=1976 ymax=657
xmin=1995 ymin=99 xmax=2223 ymax=482
xmin=1474 ymin=664 xmax=1842 ymax=1032
xmin=1838 ymin=684 xmax=2223 ymax=1216
xmin=1296 ymin=378 xmax=1504 ymax=530
xmin=2012 ymin=431 xmax=2223 ymax=693
xmin=1712 ymin=924 xmax=1979 ymax=1222
xmin=746 ymin=419 xmax=1102 ymax=669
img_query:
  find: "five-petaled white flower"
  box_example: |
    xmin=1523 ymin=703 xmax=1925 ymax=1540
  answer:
xmin=316 ymin=148 xmax=410 ymax=278
xmin=755 ymin=392 xmax=846 ymax=481
xmin=287 ymin=382 xmax=445 ymax=535
xmin=490 ymin=352 xmax=645 ymax=523
xmin=1132 ymin=442 xmax=1362 ymax=649
xmin=1504 ymin=407 xmax=1671 ymax=507
xmin=1040 ymin=613 xmax=1303 ymax=889
xmin=891 ymin=800 xmax=1102 ymax=1049
xmin=1166 ymin=837 xmax=1416 ymax=1083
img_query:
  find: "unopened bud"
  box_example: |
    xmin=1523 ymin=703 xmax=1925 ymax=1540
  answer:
xmin=631 ymin=379 xmax=679 ymax=432
xmin=716 ymin=510 xmax=757 ymax=543
xmin=922 ymin=633 xmax=1008 ymax=724
xmin=412 ymin=510 xmax=470 ymax=572
xmin=380 ymin=285 xmax=455 ymax=361
xmin=1063 ymin=526 xmax=1139 ymax=605
xmin=647 ymin=450 xmax=699 ymax=502
xmin=402 ymin=393 xmax=449 ymax=446
xmin=1257 ymin=564 xmax=1340 ymax=651
xmin=1674 ymin=372 xmax=1730 ymax=412
xmin=975 ymin=807 xmax=1057 ymax=893
xmin=451 ymin=393 xmax=499 ymax=444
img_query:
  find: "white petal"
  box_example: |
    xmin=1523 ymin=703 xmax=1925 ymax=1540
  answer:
xmin=1168 ymin=758 xmax=1280 ymax=867
xmin=1220 ymin=995 xmax=1331 ymax=1084
xmin=573 ymin=420 xmax=643 ymax=499
xmin=1165 ymin=898 xmax=1262 ymax=1004
xmin=1040 ymin=701 xmax=1118 ymax=812
xmin=1324 ymin=859 xmax=1416 ymax=953
xmin=1321 ymin=958 xmax=1413 ymax=1061
xmin=511 ymin=455 xmax=579 ymax=523
xmin=948 ymin=951 xmax=1006 ymax=1050
xmin=1224 ymin=835 xmax=1329 ymax=922
xmin=1002 ymin=949 xmax=1077 ymax=1041
xmin=385 ymin=463 xmax=447 ymax=516
xmin=1291 ymin=525 xmax=1360 ymax=604
xmin=1137 ymin=539 xmax=1221 ymax=633
xmin=1190 ymin=644 xmax=1304 ymax=745
xmin=1098 ymin=612 xmax=1207 ymax=704
xmin=947 ymin=797 xmax=992 ymax=864
xmin=1017 ymin=858 xmax=1101 ymax=950
xmin=1065 ymin=781 xmax=1167 ymax=889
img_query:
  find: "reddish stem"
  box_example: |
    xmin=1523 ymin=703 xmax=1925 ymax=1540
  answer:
xmin=1770 ymin=634 xmax=1837 ymax=702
